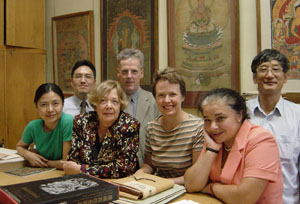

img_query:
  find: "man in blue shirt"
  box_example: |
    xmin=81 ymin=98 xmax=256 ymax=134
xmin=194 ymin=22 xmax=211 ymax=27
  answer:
xmin=247 ymin=49 xmax=300 ymax=204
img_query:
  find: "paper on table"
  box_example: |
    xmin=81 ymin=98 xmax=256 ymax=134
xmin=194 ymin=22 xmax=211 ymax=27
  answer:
xmin=0 ymin=148 xmax=23 ymax=160
xmin=171 ymin=200 xmax=201 ymax=204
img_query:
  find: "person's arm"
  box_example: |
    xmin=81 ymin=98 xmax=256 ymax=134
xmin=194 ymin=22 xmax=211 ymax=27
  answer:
xmin=47 ymin=141 xmax=71 ymax=169
xmin=16 ymin=139 xmax=48 ymax=167
xmin=202 ymin=178 xmax=268 ymax=204
xmin=185 ymin=130 xmax=221 ymax=192
xmin=135 ymin=153 xmax=154 ymax=174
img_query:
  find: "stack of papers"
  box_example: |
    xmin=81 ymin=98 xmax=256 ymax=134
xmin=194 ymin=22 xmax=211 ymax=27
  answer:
xmin=171 ymin=200 xmax=200 ymax=204
xmin=0 ymin=148 xmax=24 ymax=161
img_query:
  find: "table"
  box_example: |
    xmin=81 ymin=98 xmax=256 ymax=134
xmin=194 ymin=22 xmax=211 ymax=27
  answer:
xmin=0 ymin=170 xmax=222 ymax=204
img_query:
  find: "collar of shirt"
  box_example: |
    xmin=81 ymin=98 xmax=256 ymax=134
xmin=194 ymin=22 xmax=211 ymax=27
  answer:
xmin=128 ymin=87 xmax=141 ymax=104
xmin=73 ymin=94 xmax=91 ymax=109
xmin=253 ymin=96 xmax=283 ymax=117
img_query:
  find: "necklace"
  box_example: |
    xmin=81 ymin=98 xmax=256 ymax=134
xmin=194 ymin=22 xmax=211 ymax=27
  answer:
xmin=223 ymin=144 xmax=232 ymax=151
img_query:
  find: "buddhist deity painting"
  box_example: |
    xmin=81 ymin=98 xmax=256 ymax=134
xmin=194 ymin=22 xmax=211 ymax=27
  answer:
xmin=52 ymin=11 xmax=94 ymax=94
xmin=271 ymin=0 xmax=300 ymax=79
xmin=168 ymin=0 xmax=239 ymax=106
xmin=101 ymin=0 xmax=157 ymax=90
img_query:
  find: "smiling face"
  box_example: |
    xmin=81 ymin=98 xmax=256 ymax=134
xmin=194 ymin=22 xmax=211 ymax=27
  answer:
xmin=95 ymin=88 xmax=121 ymax=128
xmin=155 ymin=80 xmax=185 ymax=117
xmin=37 ymin=91 xmax=63 ymax=131
xmin=117 ymin=57 xmax=144 ymax=95
xmin=202 ymin=101 xmax=242 ymax=148
xmin=71 ymin=65 xmax=96 ymax=99
xmin=253 ymin=60 xmax=287 ymax=97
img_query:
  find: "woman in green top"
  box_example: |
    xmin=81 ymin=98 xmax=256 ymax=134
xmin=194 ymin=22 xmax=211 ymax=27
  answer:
xmin=16 ymin=83 xmax=73 ymax=169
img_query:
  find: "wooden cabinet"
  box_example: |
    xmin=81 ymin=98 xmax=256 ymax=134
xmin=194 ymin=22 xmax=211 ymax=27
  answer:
xmin=0 ymin=0 xmax=46 ymax=148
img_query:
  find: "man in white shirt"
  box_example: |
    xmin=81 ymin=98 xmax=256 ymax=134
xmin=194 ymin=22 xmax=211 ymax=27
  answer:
xmin=117 ymin=48 xmax=160 ymax=167
xmin=63 ymin=60 xmax=96 ymax=117
xmin=246 ymin=49 xmax=300 ymax=204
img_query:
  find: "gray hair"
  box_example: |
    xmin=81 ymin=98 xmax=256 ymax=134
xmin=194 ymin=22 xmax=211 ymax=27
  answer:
xmin=117 ymin=48 xmax=144 ymax=68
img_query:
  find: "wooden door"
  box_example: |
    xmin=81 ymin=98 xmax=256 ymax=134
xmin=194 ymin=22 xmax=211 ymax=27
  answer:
xmin=0 ymin=48 xmax=5 ymax=146
xmin=5 ymin=48 xmax=46 ymax=148
xmin=5 ymin=0 xmax=45 ymax=49
xmin=0 ymin=0 xmax=4 ymax=46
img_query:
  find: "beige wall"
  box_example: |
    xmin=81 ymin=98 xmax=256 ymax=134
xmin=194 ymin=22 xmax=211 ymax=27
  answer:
xmin=46 ymin=0 xmax=287 ymax=97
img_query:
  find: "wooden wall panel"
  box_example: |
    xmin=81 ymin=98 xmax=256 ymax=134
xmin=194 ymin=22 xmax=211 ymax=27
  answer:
xmin=6 ymin=0 xmax=45 ymax=49
xmin=0 ymin=49 xmax=5 ymax=146
xmin=0 ymin=0 xmax=3 ymax=46
xmin=5 ymin=48 xmax=46 ymax=149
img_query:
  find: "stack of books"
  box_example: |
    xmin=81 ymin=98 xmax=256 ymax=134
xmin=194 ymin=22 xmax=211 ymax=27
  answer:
xmin=110 ymin=173 xmax=186 ymax=204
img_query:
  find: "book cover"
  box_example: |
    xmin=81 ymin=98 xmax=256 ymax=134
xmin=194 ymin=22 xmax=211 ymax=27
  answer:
xmin=111 ymin=173 xmax=174 ymax=200
xmin=4 ymin=167 xmax=56 ymax=177
xmin=0 ymin=173 xmax=119 ymax=204
xmin=111 ymin=184 xmax=186 ymax=204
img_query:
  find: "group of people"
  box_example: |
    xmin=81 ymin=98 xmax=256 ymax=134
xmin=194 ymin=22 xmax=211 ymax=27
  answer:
xmin=16 ymin=48 xmax=300 ymax=204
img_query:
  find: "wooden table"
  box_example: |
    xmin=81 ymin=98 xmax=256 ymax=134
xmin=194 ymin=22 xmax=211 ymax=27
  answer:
xmin=0 ymin=170 xmax=222 ymax=203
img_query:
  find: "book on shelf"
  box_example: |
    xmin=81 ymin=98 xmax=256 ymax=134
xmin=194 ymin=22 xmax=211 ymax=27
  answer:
xmin=4 ymin=167 xmax=56 ymax=177
xmin=0 ymin=173 xmax=119 ymax=204
xmin=110 ymin=173 xmax=186 ymax=203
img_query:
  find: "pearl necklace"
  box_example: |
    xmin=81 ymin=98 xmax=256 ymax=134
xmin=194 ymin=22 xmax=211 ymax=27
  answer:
xmin=223 ymin=145 xmax=232 ymax=151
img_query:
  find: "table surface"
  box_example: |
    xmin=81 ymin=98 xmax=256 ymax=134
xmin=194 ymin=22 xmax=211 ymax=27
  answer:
xmin=0 ymin=170 xmax=222 ymax=204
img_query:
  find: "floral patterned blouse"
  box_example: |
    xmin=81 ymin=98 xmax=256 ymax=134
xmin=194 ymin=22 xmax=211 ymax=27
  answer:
xmin=67 ymin=111 xmax=140 ymax=178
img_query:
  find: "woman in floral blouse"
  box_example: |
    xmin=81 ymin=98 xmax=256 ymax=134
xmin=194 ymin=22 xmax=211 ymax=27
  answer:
xmin=63 ymin=80 xmax=140 ymax=178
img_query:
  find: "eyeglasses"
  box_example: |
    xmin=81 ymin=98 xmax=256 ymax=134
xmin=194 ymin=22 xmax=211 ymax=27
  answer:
xmin=99 ymin=99 xmax=120 ymax=107
xmin=256 ymin=66 xmax=283 ymax=75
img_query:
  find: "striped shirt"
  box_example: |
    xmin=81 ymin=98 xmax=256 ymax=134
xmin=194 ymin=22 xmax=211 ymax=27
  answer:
xmin=145 ymin=114 xmax=204 ymax=178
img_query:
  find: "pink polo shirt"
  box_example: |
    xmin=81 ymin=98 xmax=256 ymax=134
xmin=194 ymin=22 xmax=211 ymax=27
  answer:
xmin=208 ymin=120 xmax=283 ymax=203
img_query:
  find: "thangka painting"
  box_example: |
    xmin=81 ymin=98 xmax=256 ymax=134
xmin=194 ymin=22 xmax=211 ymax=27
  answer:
xmin=101 ymin=0 xmax=158 ymax=91
xmin=168 ymin=0 xmax=239 ymax=107
xmin=271 ymin=0 xmax=300 ymax=79
xmin=52 ymin=11 xmax=94 ymax=94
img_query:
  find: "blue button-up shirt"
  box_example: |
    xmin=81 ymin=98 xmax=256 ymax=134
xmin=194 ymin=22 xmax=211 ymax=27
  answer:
xmin=247 ymin=96 xmax=300 ymax=204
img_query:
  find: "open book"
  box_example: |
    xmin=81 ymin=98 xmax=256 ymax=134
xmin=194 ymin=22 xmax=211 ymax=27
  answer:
xmin=110 ymin=173 xmax=186 ymax=203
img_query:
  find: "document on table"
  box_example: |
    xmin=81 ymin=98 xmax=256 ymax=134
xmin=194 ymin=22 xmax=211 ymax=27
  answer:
xmin=0 ymin=148 xmax=23 ymax=160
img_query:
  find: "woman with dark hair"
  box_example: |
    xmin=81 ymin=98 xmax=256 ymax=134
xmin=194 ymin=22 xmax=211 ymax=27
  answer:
xmin=16 ymin=83 xmax=73 ymax=169
xmin=184 ymin=88 xmax=283 ymax=203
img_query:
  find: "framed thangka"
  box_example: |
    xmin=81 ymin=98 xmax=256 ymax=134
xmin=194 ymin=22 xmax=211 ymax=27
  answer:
xmin=52 ymin=11 xmax=94 ymax=94
xmin=101 ymin=0 xmax=158 ymax=91
xmin=168 ymin=0 xmax=240 ymax=107
xmin=270 ymin=0 xmax=300 ymax=79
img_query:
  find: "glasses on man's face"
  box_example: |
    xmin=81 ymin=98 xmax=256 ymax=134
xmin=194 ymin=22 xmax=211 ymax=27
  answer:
xmin=74 ymin=73 xmax=94 ymax=81
xmin=256 ymin=65 xmax=283 ymax=75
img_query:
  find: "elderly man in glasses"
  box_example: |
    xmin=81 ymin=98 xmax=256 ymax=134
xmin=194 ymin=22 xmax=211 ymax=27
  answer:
xmin=247 ymin=49 xmax=300 ymax=204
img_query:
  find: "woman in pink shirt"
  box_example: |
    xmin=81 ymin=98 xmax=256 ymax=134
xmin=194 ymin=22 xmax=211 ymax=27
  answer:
xmin=184 ymin=88 xmax=283 ymax=204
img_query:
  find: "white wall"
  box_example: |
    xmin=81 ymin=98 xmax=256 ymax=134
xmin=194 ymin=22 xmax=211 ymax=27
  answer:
xmin=45 ymin=0 xmax=264 ymax=94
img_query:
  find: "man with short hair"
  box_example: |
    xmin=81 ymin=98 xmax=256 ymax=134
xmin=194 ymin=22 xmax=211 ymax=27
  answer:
xmin=246 ymin=49 xmax=300 ymax=204
xmin=63 ymin=59 xmax=96 ymax=116
xmin=117 ymin=48 xmax=160 ymax=167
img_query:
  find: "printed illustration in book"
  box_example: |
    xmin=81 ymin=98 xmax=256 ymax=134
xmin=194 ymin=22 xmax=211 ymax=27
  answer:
xmin=4 ymin=167 xmax=56 ymax=177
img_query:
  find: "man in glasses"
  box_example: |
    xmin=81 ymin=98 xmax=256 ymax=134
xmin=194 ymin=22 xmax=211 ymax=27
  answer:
xmin=63 ymin=60 xmax=96 ymax=116
xmin=247 ymin=49 xmax=300 ymax=204
xmin=116 ymin=48 xmax=160 ymax=168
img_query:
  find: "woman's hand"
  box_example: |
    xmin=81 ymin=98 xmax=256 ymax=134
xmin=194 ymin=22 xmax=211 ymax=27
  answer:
xmin=24 ymin=151 xmax=48 ymax=167
xmin=203 ymin=130 xmax=222 ymax=151
xmin=63 ymin=161 xmax=81 ymax=175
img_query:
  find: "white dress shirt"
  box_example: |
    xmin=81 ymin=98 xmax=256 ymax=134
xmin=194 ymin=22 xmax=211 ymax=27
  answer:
xmin=247 ymin=96 xmax=300 ymax=204
xmin=63 ymin=95 xmax=94 ymax=117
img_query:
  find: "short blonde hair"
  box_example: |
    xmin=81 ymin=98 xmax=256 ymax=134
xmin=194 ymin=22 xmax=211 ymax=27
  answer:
xmin=89 ymin=80 xmax=128 ymax=110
